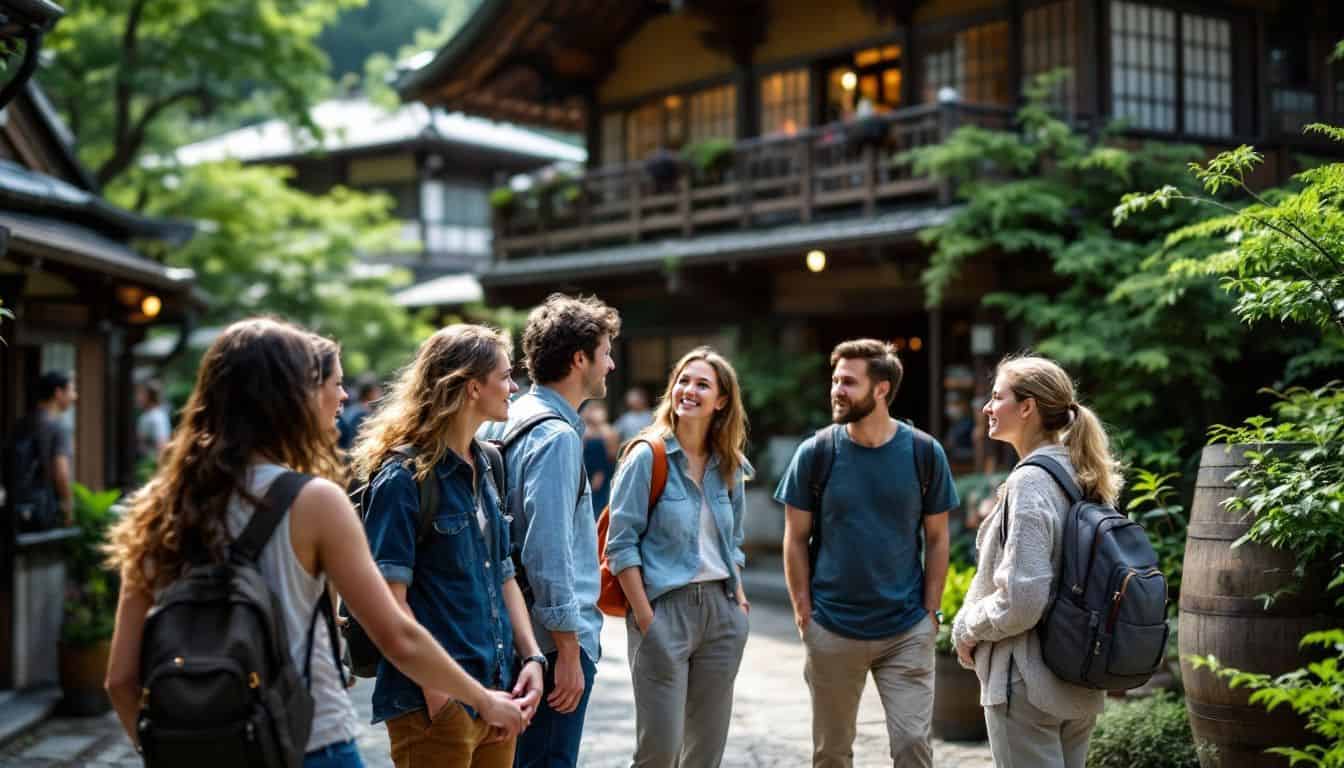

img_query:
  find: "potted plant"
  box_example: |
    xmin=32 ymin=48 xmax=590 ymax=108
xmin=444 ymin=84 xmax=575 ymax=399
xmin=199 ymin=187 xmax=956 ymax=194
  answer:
xmin=681 ymin=138 xmax=735 ymax=183
xmin=60 ymin=482 xmax=122 ymax=715
xmin=933 ymin=562 xmax=986 ymax=741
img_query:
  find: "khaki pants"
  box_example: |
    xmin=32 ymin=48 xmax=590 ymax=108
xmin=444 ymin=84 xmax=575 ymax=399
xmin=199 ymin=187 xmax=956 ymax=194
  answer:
xmin=626 ymin=581 xmax=749 ymax=768
xmin=984 ymin=668 xmax=1096 ymax=768
xmin=803 ymin=617 xmax=936 ymax=768
xmin=386 ymin=700 xmax=516 ymax=768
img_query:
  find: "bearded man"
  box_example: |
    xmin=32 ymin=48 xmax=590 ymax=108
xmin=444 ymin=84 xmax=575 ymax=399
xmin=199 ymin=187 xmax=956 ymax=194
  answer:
xmin=775 ymin=338 xmax=959 ymax=768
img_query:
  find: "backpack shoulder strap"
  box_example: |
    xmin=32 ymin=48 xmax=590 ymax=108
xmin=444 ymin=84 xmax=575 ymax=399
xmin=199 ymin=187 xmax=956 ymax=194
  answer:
xmin=619 ymin=436 xmax=669 ymax=509
xmin=808 ymin=425 xmax=839 ymax=514
xmin=477 ymin=439 xmax=506 ymax=501
xmin=389 ymin=445 xmax=438 ymax=543
xmin=499 ymin=412 xmax=567 ymax=449
xmin=1018 ymin=456 xmax=1083 ymax=504
xmin=908 ymin=425 xmax=936 ymax=502
xmin=232 ymin=470 xmax=314 ymax=562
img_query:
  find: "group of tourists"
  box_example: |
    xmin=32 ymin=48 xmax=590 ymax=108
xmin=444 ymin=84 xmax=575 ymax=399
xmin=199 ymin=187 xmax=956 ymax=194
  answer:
xmin=100 ymin=291 xmax=1128 ymax=768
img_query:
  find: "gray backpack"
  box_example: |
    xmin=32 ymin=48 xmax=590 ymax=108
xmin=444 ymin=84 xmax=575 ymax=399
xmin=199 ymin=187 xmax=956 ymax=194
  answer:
xmin=1005 ymin=456 xmax=1169 ymax=691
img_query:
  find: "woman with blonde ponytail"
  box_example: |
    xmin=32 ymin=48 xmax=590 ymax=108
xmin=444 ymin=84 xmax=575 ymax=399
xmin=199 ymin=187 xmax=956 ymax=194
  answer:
xmin=951 ymin=354 xmax=1123 ymax=768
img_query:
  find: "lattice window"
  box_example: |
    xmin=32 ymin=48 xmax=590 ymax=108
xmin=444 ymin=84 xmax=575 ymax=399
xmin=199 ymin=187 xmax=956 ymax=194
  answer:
xmin=760 ymin=68 xmax=810 ymax=136
xmin=1023 ymin=1 xmax=1077 ymax=111
xmin=923 ymin=22 xmax=1011 ymax=105
xmin=688 ymin=84 xmax=737 ymax=143
xmin=625 ymin=102 xmax=663 ymax=162
xmin=1182 ymin=14 xmax=1233 ymax=137
xmin=600 ymin=111 xmax=624 ymax=166
xmin=1110 ymin=2 xmax=1234 ymax=137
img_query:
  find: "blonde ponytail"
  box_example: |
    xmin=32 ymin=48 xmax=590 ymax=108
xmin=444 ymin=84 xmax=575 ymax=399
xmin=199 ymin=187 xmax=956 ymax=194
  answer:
xmin=1066 ymin=402 xmax=1123 ymax=506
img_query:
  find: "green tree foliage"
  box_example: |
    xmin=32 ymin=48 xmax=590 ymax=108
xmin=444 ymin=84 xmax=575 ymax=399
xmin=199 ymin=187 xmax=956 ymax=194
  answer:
xmin=144 ymin=162 xmax=433 ymax=376
xmin=320 ymin=0 xmax=475 ymax=81
xmin=361 ymin=0 xmax=477 ymax=109
xmin=902 ymin=74 xmax=1261 ymax=467
xmin=42 ymin=0 xmax=363 ymax=187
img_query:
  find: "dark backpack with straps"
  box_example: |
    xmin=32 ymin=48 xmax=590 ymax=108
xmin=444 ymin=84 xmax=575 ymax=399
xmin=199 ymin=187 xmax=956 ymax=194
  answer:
xmin=137 ymin=471 xmax=344 ymax=768
xmin=341 ymin=442 xmax=506 ymax=678
xmin=487 ymin=411 xmax=587 ymax=604
xmin=1004 ymin=456 xmax=1169 ymax=691
xmin=806 ymin=421 xmax=937 ymax=571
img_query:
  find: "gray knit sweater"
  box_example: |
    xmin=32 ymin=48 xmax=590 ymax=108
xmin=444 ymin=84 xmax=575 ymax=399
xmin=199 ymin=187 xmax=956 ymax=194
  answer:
xmin=951 ymin=444 xmax=1106 ymax=721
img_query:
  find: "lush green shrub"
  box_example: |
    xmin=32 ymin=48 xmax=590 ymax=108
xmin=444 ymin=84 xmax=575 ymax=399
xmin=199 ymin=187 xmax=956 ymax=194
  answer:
xmin=935 ymin=562 xmax=975 ymax=655
xmin=1087 ymin=693 xmax=1199 ymax=768
xmin=62 ymin=483 xmax=123 ymax=647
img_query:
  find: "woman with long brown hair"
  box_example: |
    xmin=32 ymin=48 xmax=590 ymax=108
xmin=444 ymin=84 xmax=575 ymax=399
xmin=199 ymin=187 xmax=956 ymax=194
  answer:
xmin=104 ymin=317 xmax=527 ymax=768
xmin=952 ymin=353 xmax=1124 ymax=768
xmin=605 ymin=346 xmax=752 ymax=768
xmin=350 ymin=324 xmax=545 ymax=768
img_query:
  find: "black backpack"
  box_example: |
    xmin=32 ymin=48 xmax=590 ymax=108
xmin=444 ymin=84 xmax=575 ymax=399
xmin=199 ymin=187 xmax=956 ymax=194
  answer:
xmin=341 ymin=442 xmax=505 ymax=678
xmin=806 ymin=422 xmax=937 ymax=571
xmin=6 ymin=417 xmax=61 ymax=532
xmin=1005 ymin=456 xmax=1169 ymax=691
xmin=488 ymin=412 xmax=587 ymax=604
xmin=137 ymin=471 xmax=344 ymax=768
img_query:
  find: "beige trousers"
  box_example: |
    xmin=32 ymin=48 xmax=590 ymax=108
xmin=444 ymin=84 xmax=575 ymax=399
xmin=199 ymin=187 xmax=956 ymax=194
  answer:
xmin=802 ymin=617 xmax=936 ymax=768
xmin=983 ymin=667 xmax=1096 ymax=768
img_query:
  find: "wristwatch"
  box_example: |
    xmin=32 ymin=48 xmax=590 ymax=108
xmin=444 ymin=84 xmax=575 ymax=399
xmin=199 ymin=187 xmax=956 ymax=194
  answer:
xmin=521 ymin=654 xmax=549 ymax=673
xmin=933 ymin=610 xmax=945 ymax=625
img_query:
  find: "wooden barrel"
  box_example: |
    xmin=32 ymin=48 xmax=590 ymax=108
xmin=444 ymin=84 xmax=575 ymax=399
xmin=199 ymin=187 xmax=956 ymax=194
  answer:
xmin=1179 ymin=443 xmax=1335 ymax=767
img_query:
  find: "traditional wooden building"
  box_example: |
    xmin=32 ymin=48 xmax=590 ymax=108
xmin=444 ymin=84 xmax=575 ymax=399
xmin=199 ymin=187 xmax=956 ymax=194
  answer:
xmin=399 ymin=0 xmax=1344 ymax=462
xmin=1 ymin=0 xmax=200 ymax=722
xmin=175 ymin=97 xmax=585 ymax=281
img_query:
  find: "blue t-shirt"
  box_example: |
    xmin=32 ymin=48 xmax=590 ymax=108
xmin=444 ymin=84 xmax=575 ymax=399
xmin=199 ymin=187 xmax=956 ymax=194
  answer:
xmin=774 ymin=422 xmax=959 ymax=640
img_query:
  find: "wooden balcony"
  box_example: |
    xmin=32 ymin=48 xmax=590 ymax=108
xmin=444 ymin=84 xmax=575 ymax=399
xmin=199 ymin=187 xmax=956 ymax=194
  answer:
xmin=492 ymin=102 xmax=1014 ymax=260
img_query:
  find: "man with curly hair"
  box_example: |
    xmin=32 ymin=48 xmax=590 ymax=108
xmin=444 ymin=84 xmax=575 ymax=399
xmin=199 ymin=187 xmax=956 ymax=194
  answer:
xmin=479 ymin=293 xmax=619 ymax=768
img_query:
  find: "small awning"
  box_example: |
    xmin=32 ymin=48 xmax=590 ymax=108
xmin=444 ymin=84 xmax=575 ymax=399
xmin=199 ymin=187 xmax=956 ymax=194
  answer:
xmin=481 ymin=205 xmax=956 ymax=286
xmin=393 ymin=273 xmax=485 ymax=308
xmin=0 ymin=211 xmax=201 ymax=301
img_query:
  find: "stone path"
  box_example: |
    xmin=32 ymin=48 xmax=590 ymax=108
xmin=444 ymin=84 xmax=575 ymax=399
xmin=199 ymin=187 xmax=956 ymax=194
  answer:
xmin=0 ymin=601 xmax=993 ymax=767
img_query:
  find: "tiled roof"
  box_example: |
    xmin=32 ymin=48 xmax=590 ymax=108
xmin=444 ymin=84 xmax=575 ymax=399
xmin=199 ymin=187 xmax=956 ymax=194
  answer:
xmin=393 ymin=272 xmax=484 ymax=308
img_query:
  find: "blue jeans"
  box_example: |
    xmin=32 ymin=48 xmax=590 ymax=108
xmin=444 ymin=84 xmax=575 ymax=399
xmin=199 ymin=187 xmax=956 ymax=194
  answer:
xmin=304 ymin=739 xmax=364 ymax=768
xmin=514 ymin=650 xmax=597 ymax=768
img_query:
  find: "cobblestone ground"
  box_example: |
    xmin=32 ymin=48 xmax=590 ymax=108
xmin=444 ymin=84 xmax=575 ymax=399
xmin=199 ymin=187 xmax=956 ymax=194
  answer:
xmin=0 ymin=601 xmax=992 ymax=767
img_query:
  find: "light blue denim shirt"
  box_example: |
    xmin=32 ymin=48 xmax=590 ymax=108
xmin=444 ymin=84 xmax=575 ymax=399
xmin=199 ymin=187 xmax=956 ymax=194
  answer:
xmin=605 ymin=433 xmax=751 ymax=603
xmin=478 ymin=386 xmax=602 ymax=663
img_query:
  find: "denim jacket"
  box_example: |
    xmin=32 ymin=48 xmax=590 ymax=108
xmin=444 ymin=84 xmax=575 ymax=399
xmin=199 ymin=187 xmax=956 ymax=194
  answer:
xmin=364 ymin=442 xmax=515 ymax=724
xmin=605 ymin=433 xmax=751 ymax=603
xmin=478 ymin=386 xmax=602 ymax=663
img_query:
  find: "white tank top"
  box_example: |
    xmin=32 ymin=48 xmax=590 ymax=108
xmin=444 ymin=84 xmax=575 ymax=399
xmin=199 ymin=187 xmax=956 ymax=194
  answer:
xmin=225 ymin=463 xmax=358 ymax=752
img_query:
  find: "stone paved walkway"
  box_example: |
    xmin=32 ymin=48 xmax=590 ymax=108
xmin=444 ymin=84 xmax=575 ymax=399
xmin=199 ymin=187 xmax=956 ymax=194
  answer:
xmin=0 ymin=601 xmax=993 ymax=767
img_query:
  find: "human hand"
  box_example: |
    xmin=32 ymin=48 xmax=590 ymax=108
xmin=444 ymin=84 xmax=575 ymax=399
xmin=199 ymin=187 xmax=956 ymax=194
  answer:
xmin=547 ymin=649 xmax=585 ymax=714
xmin=512 ymin=661 xmax=544 ymax=722
xmin=635 ymin=607 xmax=655 ymax=635
xmin=955 ymin=636 xmax=976 ymax=668
xmin=794 ymin=609 xmax=810 ymax=639
xmin=477 ymin=690 xmax=526 ymax=738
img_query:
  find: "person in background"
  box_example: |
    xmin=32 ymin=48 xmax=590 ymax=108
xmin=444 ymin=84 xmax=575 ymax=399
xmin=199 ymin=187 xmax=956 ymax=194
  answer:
xmin=32 ymin=370 xmax=77 ymax=527
xmin=581 ymin=401 xmax=618 ymax=514
xmin=614 ymin=386 xmax=653 ymax=444
xmin=339 ymin=375 xmax=383 ymax=450
xmin=136 ymin=380 xmax=172 ymax=462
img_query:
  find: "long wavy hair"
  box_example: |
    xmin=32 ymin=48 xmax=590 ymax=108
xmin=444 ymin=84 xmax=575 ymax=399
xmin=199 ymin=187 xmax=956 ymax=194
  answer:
xmin=996 ymin=354 xmax=1124 ymax=506
xmin=107 ymin=317 xmax=343 ymax=593
xmin=638 ymin=346 xmax=749 ymax=483
xmin=350 ymin=324 xmax=512 ymax=482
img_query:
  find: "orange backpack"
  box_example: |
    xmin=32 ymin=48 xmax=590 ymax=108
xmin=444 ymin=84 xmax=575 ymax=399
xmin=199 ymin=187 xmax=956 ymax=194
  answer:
xmin=596 ymin=436 xmax=668 ymax=617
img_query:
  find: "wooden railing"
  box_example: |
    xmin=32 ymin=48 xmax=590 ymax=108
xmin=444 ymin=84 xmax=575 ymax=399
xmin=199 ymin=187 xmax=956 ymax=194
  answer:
xmin=492 ymin=102 xmax=1014 ymax=260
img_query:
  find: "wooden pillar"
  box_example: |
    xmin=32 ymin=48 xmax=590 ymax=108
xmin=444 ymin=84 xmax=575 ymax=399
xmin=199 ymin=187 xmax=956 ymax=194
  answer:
xmin=1008 ymin=0 xmax=1024 ymax=107
xmin=582 ymin=86 xmax=602 ymax=169
xmin=927 ymin=306 xmax=943 ymax=439
xmin=735 ymin=64 xmax=758 ymax=140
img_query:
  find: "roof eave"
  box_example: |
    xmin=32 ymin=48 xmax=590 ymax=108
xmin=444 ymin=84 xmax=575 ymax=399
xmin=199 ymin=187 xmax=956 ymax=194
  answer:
xmin=396 ymin=0 xmax=511 ymax=104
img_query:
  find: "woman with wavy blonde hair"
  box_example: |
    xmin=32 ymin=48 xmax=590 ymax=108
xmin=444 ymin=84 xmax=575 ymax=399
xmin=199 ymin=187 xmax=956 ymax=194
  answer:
xmin=350 ymin=324 xmax=545 ymax=768
xmin=605 ymin=346 xmax=752 ymax=768
xmin=952 ymin=353 xmax=1124 ymax=768
xmin=104 ymin=318 xmax=527 ymax=768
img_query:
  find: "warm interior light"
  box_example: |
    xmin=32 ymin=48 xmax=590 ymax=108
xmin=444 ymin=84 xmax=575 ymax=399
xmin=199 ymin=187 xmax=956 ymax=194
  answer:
xmin=840 ymin=71 xmax=858 ymax=91
xmin=909 ymin=336 xmax=923 ymax=351
xmin=806 ymin=250 xmax=827 ymax=272
xmin=141 ymin=295 xmax=162 ymax=318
